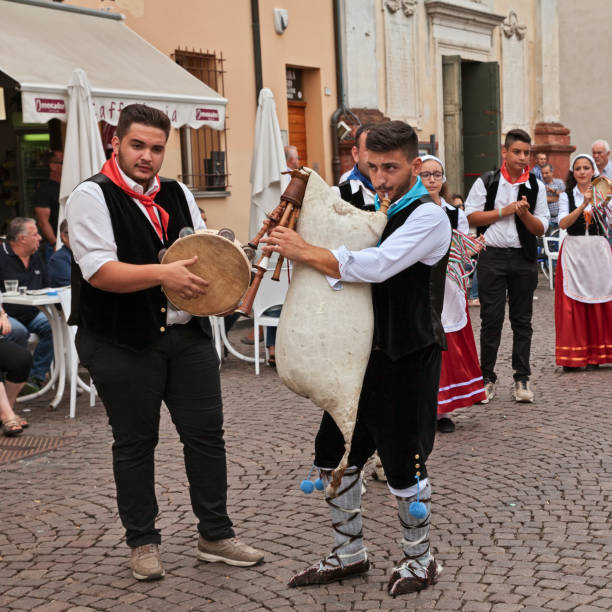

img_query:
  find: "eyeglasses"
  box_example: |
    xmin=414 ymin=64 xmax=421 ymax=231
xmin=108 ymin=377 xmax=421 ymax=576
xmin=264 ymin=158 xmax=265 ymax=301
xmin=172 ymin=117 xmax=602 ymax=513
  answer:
xmin=420 ymin=171 xmax=444 ymax=180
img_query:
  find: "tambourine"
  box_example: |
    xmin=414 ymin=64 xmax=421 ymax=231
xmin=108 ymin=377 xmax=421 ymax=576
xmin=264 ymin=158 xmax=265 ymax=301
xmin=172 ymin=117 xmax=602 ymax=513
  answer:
xmin=161 ymin=229 xmax=251 ymax=316
xmin=592 ymin=176 xmax=612 ymax=201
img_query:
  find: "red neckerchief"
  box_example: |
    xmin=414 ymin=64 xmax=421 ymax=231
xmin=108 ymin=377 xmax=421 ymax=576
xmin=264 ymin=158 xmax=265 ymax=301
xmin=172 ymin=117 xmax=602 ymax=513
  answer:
xmin=101 ymin=153 xmax=169 ymax=242
xmin=500 ymin=161 xmax=530 ymax=185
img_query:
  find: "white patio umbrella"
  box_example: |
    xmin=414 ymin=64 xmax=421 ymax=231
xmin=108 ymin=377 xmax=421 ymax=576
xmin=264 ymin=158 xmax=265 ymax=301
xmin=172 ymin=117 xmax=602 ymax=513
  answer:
xmin=249 ymin=88 xmax=289 ymax=243
xmin=58 ymin=68 xmax=105 ymax=238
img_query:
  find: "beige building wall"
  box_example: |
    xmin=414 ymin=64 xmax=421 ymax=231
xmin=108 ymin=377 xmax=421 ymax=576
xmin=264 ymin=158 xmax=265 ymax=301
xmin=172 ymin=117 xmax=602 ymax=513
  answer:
xmin=558 ymin=0 xmax=612 ymax=156
xmin=66 ymin=0 xmax=336 ymax=242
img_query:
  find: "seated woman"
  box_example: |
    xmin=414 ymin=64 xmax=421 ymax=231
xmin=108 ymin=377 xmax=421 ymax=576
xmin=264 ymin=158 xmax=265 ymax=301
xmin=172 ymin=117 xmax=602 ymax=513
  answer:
xmin=556 ymin=154 xmax=612 ymax=371
xmin=420 ymin=155 xmax=487 ymax=433
xmin=0 ymin=305 xmax=33 ymax=436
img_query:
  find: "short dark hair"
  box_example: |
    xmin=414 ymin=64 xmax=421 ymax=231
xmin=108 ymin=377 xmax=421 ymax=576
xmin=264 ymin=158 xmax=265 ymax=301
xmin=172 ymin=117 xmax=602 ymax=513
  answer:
xmin=116 ymin=104 xmax=171 ymax=140
xmin=59 ymin=219 xmax=68 ymax=234
xmin=504 ymin=128 xmax=531 ymax=149
xmin=365 ymin=120 xmax=419 ymax=161
xmin=47 ymin=150 xmax=62 ymax=164
xmin=451 ymin=193 xmax=464 ymax=203
xmin=354 ymin=123 xmax=373 ymax=149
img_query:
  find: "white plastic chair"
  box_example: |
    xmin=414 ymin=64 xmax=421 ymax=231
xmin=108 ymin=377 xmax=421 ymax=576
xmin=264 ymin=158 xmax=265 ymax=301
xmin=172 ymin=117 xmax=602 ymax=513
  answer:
xmin=252 ymin=267 xmax=289 ymax=375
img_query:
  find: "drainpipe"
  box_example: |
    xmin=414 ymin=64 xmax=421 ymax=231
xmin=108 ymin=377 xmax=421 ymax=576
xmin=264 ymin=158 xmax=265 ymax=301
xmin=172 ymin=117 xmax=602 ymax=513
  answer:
xmin=331 ymin=0 xmax=345 ymax=183
xmin=251 ymin=0 xmax=263 ymax=104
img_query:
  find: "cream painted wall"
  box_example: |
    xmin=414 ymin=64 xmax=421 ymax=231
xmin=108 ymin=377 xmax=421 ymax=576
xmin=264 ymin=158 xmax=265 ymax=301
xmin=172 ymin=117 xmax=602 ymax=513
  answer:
xmin=66 ymin=0 xmax=336 ymax=242
xmin=558 ymin=0 xmax=612 ymax=155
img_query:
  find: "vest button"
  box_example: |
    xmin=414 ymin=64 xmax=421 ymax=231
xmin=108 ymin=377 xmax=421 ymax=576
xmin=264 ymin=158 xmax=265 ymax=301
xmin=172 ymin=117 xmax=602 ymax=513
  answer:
xmin=161 ymin=307 xmax=166 ymax=313
xmin=160 ymin=326 xmax=166 ymax=332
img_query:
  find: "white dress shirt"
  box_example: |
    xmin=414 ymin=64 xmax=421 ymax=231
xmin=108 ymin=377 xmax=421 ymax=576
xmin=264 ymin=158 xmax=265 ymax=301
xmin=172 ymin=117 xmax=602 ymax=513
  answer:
xmin=601 ymin=160 xmax=612 ymax=178
xmin=66 ymin=164 xmax=205 ymax=325
xmin=327 ymin=201 xmax=451 ymax=289
xmin=464 ymin=174 xmax=550 ymax=247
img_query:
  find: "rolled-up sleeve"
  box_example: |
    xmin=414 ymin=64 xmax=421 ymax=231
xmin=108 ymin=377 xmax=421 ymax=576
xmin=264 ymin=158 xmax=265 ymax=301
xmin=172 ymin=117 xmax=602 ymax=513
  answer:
xmin=66 ymin=183 xmax=118 ymax=281
xmin=326 ymin=204 xmax=451 ymax=289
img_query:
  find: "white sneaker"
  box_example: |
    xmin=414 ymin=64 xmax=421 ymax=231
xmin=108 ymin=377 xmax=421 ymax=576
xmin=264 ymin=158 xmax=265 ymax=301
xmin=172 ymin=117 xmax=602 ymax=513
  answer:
xmin=513 ymin=380 xmax=534 ymax=403
xmin=478 ymin=380 xmax=495 ymax=404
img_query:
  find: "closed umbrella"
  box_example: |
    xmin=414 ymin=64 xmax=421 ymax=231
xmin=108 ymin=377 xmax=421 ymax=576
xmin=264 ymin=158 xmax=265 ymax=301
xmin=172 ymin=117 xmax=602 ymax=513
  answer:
xmin=58 ymin=68 xmax=105 ymax=237
xmin=249 ymin=88 xmax=289 ymax=242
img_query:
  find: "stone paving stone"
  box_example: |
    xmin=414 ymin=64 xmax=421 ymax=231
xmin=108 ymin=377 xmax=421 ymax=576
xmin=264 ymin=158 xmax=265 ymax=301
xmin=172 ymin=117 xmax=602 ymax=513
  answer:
xmin=1 ymin=282 xmax=611 ymax=610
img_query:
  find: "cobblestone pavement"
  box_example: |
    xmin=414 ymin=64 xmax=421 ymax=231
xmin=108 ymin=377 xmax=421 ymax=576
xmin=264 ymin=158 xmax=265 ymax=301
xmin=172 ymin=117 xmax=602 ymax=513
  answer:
xmin=1 ymin=279 xmax=611 ymax=611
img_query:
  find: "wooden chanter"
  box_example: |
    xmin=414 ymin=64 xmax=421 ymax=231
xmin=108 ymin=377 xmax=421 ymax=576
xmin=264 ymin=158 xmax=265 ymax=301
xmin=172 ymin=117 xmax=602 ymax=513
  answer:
xmin=236 ymin=168 xmax=310 ymax=316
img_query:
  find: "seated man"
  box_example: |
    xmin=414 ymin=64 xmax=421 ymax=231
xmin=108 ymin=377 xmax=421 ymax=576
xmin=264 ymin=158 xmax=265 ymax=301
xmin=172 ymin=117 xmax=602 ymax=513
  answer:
xmin=0 ymin=218 xmax=53 ymax=390
xmin=48 ymin=220 xmax=72 ymax=287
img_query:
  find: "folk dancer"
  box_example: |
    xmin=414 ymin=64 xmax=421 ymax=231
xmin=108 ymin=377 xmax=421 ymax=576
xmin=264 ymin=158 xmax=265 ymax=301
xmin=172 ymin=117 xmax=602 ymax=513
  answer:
xmin=465 ymin=129 xmax=550 ymax=403
xmin=67 ymin=104 xmax=263 ymax=581
xmin=265 ymin=121 xmax=452 ymax=596
xmin=419 ymin=155 xmax=486 ymax=434
xmin=555 ymin=153 xmax=612 ymax=370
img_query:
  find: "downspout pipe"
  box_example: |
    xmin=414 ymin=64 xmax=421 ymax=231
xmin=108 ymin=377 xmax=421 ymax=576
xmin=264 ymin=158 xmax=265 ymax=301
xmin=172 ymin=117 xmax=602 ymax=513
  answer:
xmin=251 ymin=0 xmax=263 ymax=104
xmin=331 ymin=0 xmax=345 ymax=183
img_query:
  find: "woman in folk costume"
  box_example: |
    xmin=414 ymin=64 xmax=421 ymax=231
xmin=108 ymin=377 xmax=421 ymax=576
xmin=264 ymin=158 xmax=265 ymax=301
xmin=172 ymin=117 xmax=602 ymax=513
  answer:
xmin=420 ymin=156 xmax=486 ymax=433
xmin=555 ymin=154 xmax=612 ymax=371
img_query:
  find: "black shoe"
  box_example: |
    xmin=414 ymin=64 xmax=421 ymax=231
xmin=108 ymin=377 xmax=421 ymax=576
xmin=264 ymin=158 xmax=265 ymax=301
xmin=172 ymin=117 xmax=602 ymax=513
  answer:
xmin=19 ymin=377 xmax=42 ymax=396
xmin=288 ymin=558 xmax=369 ymax=588
xmin=563 ymin=366 xmax=580 ymax=372
xmin=585 ymin=364 xmax=599 ymax=371
xmin=437 ymin=417 xmax=455 ymax=433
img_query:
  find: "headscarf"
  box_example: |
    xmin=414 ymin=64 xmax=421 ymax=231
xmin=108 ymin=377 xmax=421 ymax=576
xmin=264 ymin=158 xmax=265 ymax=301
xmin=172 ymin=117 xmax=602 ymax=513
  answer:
xmin=570 ymin=153 xmax=600 ymax=177
xmin=419 ymin=154 xmax=446 ymax=183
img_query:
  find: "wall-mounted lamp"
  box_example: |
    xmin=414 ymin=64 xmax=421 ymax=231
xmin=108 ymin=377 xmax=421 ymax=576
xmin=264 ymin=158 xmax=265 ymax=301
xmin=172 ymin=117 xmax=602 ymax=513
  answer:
xmin=274 ymin=8 xmax=289 ymax=34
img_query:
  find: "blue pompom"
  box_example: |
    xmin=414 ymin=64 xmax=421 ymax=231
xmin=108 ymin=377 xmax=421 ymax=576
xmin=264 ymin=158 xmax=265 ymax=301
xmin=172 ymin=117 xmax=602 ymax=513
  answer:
xmin=409 ymin=501 xmax=428 ymax=519
xmin=300 ymin=479 xmax=315 ymax=494
xmin=314 ymin=478 xmax=324 ymax=491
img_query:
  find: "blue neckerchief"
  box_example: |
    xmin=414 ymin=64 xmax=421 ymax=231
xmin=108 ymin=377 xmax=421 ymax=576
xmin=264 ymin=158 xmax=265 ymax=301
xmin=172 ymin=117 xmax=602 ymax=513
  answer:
xmin=374 ymin=176 xmax=430 ymax=219
xmin=346 ymin=164 xmax=375 ymax=192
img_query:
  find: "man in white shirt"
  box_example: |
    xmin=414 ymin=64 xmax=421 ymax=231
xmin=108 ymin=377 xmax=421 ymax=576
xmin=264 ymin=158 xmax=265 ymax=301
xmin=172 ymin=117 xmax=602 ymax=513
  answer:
xmin=465 ymin=129 xmax=549 ymax=403
xmin=336 ymin=124 xmax=376 ymax=210
xmin=266 ymin=121 xmax=451 ymax=597
xmin=66 ymin=104 xmax=263 ymax=581
xmin=591 ymin=139 xmax=612 ymax=178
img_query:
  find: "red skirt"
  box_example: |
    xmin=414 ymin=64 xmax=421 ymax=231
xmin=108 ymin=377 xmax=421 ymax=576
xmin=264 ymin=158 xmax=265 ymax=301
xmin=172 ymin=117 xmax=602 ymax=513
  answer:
xmin=438 ymin=309 xmax=486 ymax=416
xmin=555 ymin=243 xmax=612 ymax=367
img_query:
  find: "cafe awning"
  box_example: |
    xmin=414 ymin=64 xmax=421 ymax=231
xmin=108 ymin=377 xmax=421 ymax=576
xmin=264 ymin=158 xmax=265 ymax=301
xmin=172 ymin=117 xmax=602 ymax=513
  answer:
xmin=0 ymin=0 xmax=227 ymax=129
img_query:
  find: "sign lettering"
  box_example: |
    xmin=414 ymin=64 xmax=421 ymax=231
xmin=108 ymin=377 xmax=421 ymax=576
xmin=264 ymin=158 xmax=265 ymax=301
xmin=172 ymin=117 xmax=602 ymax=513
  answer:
xmin=35 ymin=98 xmax=66 ymax=114
xmin=196 ymin=108 xmax=219 ymax=121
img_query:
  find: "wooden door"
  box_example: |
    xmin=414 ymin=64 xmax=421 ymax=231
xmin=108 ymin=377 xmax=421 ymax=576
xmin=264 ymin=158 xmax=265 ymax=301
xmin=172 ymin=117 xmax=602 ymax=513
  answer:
xmin=442 ymin=55 xmax=464 ymax=196
xmin=287 ymin=100 xmax=308 ymax=167
xmin=461 ymin=61 xmax=501 ymax=195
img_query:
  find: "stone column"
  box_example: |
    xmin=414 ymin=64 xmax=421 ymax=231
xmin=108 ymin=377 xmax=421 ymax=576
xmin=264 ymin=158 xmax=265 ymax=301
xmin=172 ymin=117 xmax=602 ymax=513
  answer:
xmin=532 ymin=0 xmax=574 ymax=179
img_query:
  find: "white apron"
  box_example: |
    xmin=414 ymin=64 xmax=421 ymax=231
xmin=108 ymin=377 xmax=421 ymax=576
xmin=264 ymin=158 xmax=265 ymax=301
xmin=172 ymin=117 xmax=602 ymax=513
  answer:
xmin=562 ymin=235 xmax=612 ymax=304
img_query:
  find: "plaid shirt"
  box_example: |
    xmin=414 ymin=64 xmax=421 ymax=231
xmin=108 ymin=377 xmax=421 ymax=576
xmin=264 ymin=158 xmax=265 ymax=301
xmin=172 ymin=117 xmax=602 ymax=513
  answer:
xmin=543 ymin=178 xmax=565 ymax=218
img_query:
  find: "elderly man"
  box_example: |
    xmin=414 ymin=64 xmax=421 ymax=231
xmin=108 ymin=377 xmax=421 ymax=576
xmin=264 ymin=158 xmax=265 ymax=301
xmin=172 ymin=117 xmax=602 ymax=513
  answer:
xmin=285 ymin=145 xmax=300 ymax=171
xmin=531 ymin=152 xmax=548 ymax=181
xmin=540 ymin=164 xmax=565 ymax=233
xmin=592 ymin=139 xmax=612 ymax=177
xmin=0 ymin=218 xmax=53 ymax=391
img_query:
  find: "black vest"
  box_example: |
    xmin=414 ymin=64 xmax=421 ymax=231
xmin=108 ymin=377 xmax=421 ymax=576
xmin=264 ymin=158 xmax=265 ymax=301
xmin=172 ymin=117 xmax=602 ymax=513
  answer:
xmin=70 ymin=174 xmax=211 ymax=350
xmin=372 ymin=196 xmax=450 ymax=360
xmin=478 ymin=170 xmax=539 ymax=261
xmin=566 ymin=190 xmax=605 ymax=236
xmin=338 ymin=180 xmax=375 ymax=211
xmin=444 ymin=204 xmax=459 ymax=230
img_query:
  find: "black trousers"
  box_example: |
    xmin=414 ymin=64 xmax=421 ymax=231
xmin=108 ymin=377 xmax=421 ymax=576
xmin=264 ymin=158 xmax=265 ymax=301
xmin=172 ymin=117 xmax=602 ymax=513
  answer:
xmin=76 ymin=324 xmax=234 ymax=548
xmin=314 ymin=345 xmax=441 ymax=490
xmin=477 ymin=247 xmax=538 ymax=382
xmin=0 ymin=337 xmax=32 ymax=383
